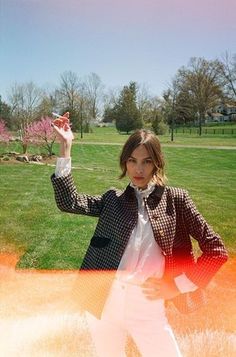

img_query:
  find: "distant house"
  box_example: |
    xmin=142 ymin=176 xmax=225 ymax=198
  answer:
xmin=96 ymin=122 xmax=115 ymax=127
xmin=224 ymin=104 xmax=236 ymax=122
xmin=207 ymin=103 xmax=236 ymax=122
xmin=213 ymin=113 xmax=225 ymax=122
xmin=215 ymin=104 xmax=225 ymax=113
xmin=215 ymin=103 xmax=236 ymax=115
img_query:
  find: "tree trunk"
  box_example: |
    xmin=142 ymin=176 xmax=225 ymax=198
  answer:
xmin=22 ymin=142 xmax=28 ymax=154
xmin=198 ymin=112 xmax=203 ymax=136
xmin=80 ymin=112 xmax=83 ymax=139
xmin=171 ymin=116 xmax=174 ymax=141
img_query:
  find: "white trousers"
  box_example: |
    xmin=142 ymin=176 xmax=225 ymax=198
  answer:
xmin=86 ymin=279 xmax=182 ymax=357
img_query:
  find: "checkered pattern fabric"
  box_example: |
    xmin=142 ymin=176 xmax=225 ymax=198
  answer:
xmin=51 ymin=173 xmax=228 ymax=317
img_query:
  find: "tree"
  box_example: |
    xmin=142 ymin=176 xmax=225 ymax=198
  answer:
xmin=8 ymin=81 xmax=43 ymax=152
xmin=136 ymin=91 xmax=170 ymax=134
xmin=77 ymin=82 xmax=91 ymax=138
xmin=161 ymin=76 xmax=182 ymax=141
xmin=37 ymin=92 xmax=57 ymax=118
xmin=146 ymin=96 xmax=165 ymax=127
xmin=57 ymin=71 xmax=80 ymax=131
xmin=102 ymin=106 xmax=116 ymax=123
xmin=102 ymin=87 xmax=121 ymax=123
xmin=151 ymin=113 xmax=168 ymax=135
xmin=0 ymin=96 xmax=12 ymax=129
xmin=177 ymin=57 xmax=223 ymax=135
xmin=0 ymin=119 xmax=11 ymax=143
xmin=84 ymin=72 xmax=104 ymax=120
xmin=218 ymin=51 xmax=236 ymax=101
xmin=136 ymin=83 xmax=152 ymax=123
xmin=25 ymin=117 xmax=56 ymax=156
xmin=173 ymin=90 xmax=196 ymax=125
xmin=114 ymin=82 xmax=142 ymax=134
xmin=8 ymin=81 xmax=43 ymax=127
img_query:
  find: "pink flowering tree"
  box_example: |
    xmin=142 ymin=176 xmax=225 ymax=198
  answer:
xmin=0 ymin=119 xmax=12 ymax=144
xmin=26 ymin=116 xmax=56 ymax=156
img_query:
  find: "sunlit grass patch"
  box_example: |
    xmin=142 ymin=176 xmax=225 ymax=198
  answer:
xmin=177 ymin=330 xmax=236 ymax=357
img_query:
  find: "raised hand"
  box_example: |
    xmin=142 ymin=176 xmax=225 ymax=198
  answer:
xmin=52 ymin=112 xmax=74 ymax=143
xmin=51 ymin=112 xmax=74 ymax=158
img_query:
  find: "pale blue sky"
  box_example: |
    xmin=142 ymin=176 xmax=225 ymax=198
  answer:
xmin=1 ymin=0 xmax=236 ymax=101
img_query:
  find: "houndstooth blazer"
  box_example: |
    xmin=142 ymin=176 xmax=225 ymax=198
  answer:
xmin=51 ymin=173 xmax=228 ymax=318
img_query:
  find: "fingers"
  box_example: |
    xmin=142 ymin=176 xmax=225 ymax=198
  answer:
xmin=144 ymin=294 xmax=161 ymax=300
xmin=142 ymin=276 xmax=162 ymax=300
xmin=52 ymin=112 xmax=71 ymax=132
xmin=51 ymin=122 xmax=60 ymax=132
xmin=142 ymin=287 xmax=161 ymax=300
xmin=142 ymin=277 xmax=161 ymax=287
xmin=142 ymin=277 xmax=180 ymax=300
xmin=63 ymin=112 xmax=70 ymax=118
xmin=52 ymin=118 xmax=64 ymax=128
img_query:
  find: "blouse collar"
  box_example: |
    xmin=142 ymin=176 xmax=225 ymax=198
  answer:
xmin=130 ymin=181 xmax=156 ymax=199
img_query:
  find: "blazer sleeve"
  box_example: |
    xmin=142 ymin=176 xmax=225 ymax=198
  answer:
xmin=181 ymin=190 xmax=228 ymax=288
xmin=51 ymin=173 xmax=104 ymax=217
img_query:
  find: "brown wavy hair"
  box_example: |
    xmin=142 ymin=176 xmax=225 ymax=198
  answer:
xmin=119 ymin=129 xmax=167 ymax=186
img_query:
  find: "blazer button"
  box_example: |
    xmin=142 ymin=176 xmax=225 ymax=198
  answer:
xmin=159 ymin=230 xmax=164 ymax=237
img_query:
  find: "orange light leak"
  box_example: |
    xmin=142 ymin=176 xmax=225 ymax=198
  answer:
xmin=0 ymin=253 xmax=235 ymax=356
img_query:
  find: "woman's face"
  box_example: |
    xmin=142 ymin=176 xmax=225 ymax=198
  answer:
xmin=126 ymin=145 xmax=155 ymax=189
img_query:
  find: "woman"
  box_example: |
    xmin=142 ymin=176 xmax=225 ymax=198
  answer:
xmin=51 ymin=113 xmax=228 ymax=357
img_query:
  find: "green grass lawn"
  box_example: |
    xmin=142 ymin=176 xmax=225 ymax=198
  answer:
xmin=0 ymin=142 xmax=235 ymax=269
xmin=73 ymin=126 xmax=236 ymax=146
xmin=2 ymin=125 xmax=236 ymax=149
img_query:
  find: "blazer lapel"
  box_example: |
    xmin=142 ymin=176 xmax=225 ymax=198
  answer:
xmin=146 ymin=186 xmax=176 ymax=256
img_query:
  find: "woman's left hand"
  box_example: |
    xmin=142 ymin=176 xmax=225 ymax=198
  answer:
xmin=142 ymin=276 xmax=181 ymax=300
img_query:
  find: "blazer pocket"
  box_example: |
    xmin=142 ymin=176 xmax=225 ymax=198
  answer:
xmin=90 ymin=236 xmax=111 ymax=248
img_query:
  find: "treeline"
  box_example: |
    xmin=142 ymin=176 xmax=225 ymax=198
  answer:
xmin=0 ymin=52 xmax=236 ymax=138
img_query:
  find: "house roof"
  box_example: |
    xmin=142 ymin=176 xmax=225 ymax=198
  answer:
xmin=212 ymin=112 xmax=224 ymax=117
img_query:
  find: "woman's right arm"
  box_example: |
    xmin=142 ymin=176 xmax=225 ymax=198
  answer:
xmin=51 ymin=113 xmax=104 ymax=217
